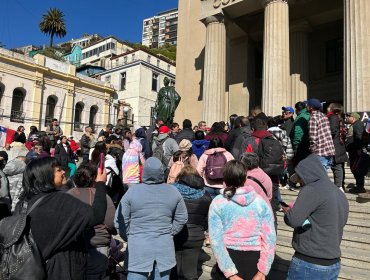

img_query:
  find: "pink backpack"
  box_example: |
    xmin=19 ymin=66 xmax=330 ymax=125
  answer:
xmin=205 ymin=152 xmax=227 ymax=180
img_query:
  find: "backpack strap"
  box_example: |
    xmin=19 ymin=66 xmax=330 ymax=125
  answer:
xmin=247 ymin=175 xmax=268 ymax=197
xmin=26 ymin=196 xmax=47 ymax=216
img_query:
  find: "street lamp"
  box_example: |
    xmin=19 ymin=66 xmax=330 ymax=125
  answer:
xmin=123 ymin=106 xmax=130 ymax=126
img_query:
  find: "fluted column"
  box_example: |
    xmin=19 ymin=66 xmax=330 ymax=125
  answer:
xmin=290 ymin=21 xmax=310 ymax=105
xmin=202 ymin=15 xmax=226 ymax=124
xmin=261 ymin=0 xmax=290 ymax=116
xmin=344 ymin=0 xmax=370 ymax=112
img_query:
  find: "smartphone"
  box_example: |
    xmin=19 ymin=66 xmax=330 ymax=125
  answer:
xmin=99 ymin=152 xmax=105 ymax=173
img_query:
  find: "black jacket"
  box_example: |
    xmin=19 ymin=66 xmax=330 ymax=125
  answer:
xmin=80 ymin=134 xmax=92 ymax=155
xmin=25 ymin=183 xmax=107 ymax=280
xmin=175 ymin=128 xmax=195 ymax=144
xmin=224 ymin=127 xmax=241 ymax=151
xmin=173 ymin=175 xmax=212 ymax=247
xmin=346 ymin=120 xmax=365 ymax=152
xmin=281 ymin=117 xmax=294 ymax=137
xmin=328 ymin=114 xmax=348 ymax=163
xmin=54 ymin=143 xmax=72 ymax=168
xmin=230 ymin=126 xmax=252 ymax=159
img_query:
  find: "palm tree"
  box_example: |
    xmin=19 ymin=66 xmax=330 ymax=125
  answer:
xmin=39 ymin=8 xmax=67 ymax=47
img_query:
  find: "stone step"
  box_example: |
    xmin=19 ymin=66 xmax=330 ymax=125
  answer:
xmin=278 ymin=214 xmax=370 ymax=236
xmin=273 ymin=251 xmax=370 ymax=280
xmin=276 ymin=235 xmax=370 ymax=270
xmin=200 ymin=246 xmax=370 ymax=280
xmin=276 ymin=212 xmax=370 ymax=234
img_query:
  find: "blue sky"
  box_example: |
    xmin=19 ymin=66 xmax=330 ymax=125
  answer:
xmin=0 ymin=0 xmax=178 ymax=49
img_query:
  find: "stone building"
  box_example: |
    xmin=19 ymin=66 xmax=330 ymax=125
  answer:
xmin=0 ymin=48 xmax=115 ymax=139
xmin=175 ymin=0 xmax=370 ymax=124
xmin=98 ymin=49 xmax=176 ymax=127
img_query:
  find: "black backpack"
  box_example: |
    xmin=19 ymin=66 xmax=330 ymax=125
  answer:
xmin=205 ymin=151 xmax=228 ymax=180
xmin=258 ymin=136 xmax=285 ymax=176
xmin=0 ymin=196 xmax=47 ymax=280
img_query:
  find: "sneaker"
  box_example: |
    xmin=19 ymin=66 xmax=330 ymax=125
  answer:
xmin=348 ymin=187 xmax=366 ymax=194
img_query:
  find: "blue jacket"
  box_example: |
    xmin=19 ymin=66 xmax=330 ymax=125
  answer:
xmin=192 ymin=139 xmax=210 ymax=159
xmin=114 ymin=157 xmax=188 ymax=273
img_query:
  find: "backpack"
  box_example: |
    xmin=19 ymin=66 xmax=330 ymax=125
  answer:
xmin=167 ymin=156 xmax=189 ymax=184
xmin=152 ymin=138 xmax=169 ymax=167
xmin=258 ymin=136 xmax=285 ymax=176
xmin=205 ymin=152 xmax=228 ymax=180
xmin=0 ymin=196 xmax=47 ymax=280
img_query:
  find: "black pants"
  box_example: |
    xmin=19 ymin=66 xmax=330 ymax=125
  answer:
xmin=171 ymin=241 xmax=203 ymax=280
xmin=331 ymin=162 xmax=345 ymax=188
xmin=215 ymin=249 xmax=260 ymax=280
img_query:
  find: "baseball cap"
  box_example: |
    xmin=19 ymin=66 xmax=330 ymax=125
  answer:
xmin=159 ymin=126 xmax=171 ymax=134
xmin=68 ymin=135 xmax=74 ymax=139
xmin=282 ymin=106 xmax=294 ymax=113
xmin=306 ymin=98 xmax=322 ymax=110
xmin=349 ymin=112 xmax=360 ymax=120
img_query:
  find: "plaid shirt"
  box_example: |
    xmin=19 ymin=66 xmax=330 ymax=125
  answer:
xmin=309 ymin=111 xmax=335 ymax=156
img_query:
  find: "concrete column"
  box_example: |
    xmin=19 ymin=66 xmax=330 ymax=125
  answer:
xmin=344 ymin=0 xmax=370 ymax=112
xmin=290 ymin=21 xmax=310 ymax=105
xmin=202 ymin=15 xmax=226 ymax=124
xmin=61 ymin=87 xmax=75 ymax=136
xmin=261 ymin=0 xmax=290 ymax=116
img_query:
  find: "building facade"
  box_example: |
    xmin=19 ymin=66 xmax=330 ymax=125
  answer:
xmin=80 ymin=36 xmax=133 ymax=67
xmin=0 ymin=48 xmax=115 ymax=139
xmin=64 ymin=45 xmax=83 ymax=67
xmin=142 ymin=9 xmax=178 ymax=48
xmin=175 ymin=0 xmax=370 ymax=124
xmin=98 ymin=49 xmax=176 ymax=127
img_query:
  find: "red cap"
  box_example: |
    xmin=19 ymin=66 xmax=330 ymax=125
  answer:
xmin=159 ymin=126 xmax=170 ymax=134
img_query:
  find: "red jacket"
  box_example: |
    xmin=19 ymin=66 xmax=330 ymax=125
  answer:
xmin=68 ymin=140 xmax=80 ymax=152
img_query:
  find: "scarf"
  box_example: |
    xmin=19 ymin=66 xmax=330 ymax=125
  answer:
xmin=173 ymin=182 xmax=205 ymax=200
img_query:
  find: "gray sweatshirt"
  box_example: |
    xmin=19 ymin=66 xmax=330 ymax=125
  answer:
xmin=284 ymin=154 xmax=349 ymax=260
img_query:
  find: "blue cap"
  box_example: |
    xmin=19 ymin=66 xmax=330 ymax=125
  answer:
xmin=282 ymin=106 xmax=294 ymax=113
xmin=306 ymin=98 xmax=322 ymax=110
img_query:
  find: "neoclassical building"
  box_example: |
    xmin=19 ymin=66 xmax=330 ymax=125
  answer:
xmin=175 ymin=0 xmax=370 ymax=124
xmin=0 ymin=48 xmax=115 ymax=139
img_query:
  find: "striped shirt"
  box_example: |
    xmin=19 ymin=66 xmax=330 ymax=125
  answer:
xmin=309 ymin=111 xmax=335 ymax=156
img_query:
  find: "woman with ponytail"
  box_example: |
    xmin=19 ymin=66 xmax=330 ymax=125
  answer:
xmin=208 ymin=160 xmax=276 ymax=280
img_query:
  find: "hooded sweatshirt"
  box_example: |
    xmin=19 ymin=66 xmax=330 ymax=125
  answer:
xmin=114 ymin=157 xmax=188 ymax=273
xmin=208 ymin=186 xmax=276 ymax=277
xmin=3 ymin=158 xmax=26 ymax=211
xmin=284 ymin=154 xmax=349 ymax=263
xmin=192 ymin=139 xmax=210 ymax=159
xmin=121 ymin=140 xmax=145 ymax=184
xmin=135 ymin=128 xmax=151 ymax=159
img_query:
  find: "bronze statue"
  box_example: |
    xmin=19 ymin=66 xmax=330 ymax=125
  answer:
xmin=154 ymin=77 xmax=181 ymax=126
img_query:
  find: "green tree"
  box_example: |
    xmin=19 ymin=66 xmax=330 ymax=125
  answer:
xmin=39 ymin=8 xmax=67 ymax=47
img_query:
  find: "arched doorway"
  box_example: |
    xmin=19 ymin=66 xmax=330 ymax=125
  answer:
xmin=45 ymin=95 xmax=58 ymax=126
xmin=89 ymin=105 xmax=98 ymax=132
xmin=74 ymin=102 xmax=84 ymax=131
xmin=11 ymin=88 xmax=26 ymax=123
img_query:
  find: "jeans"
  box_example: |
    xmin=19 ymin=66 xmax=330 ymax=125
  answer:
xmin=205 ymin=187 xmax=221 ymax=199
xmin=128 ymin=262 xmax=171 ymax=280
xmin=318 ymin=156 xmax=333 ymax=171
xmin=287 ymin=257 xmax=341 ymax=280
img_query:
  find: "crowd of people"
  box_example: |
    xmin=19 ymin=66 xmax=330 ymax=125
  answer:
xmin=0 ymin=99 xmax=369 ymax=280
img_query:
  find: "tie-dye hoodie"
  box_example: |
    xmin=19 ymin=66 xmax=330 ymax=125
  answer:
xmin=208 ymin=186 xmax=276 ymax=278
xmin=121 ymin=139 xmax=145 ymax=184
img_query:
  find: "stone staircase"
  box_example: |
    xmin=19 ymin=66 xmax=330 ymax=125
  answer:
xmin=198 ymin=167 xmax=370 ymax=280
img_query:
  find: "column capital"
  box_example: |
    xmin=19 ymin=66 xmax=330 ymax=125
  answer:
xmin=202 ymin=14 xmax=224 ymax=26
xmin=260 ymin=0 xmax=290 ymax=7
